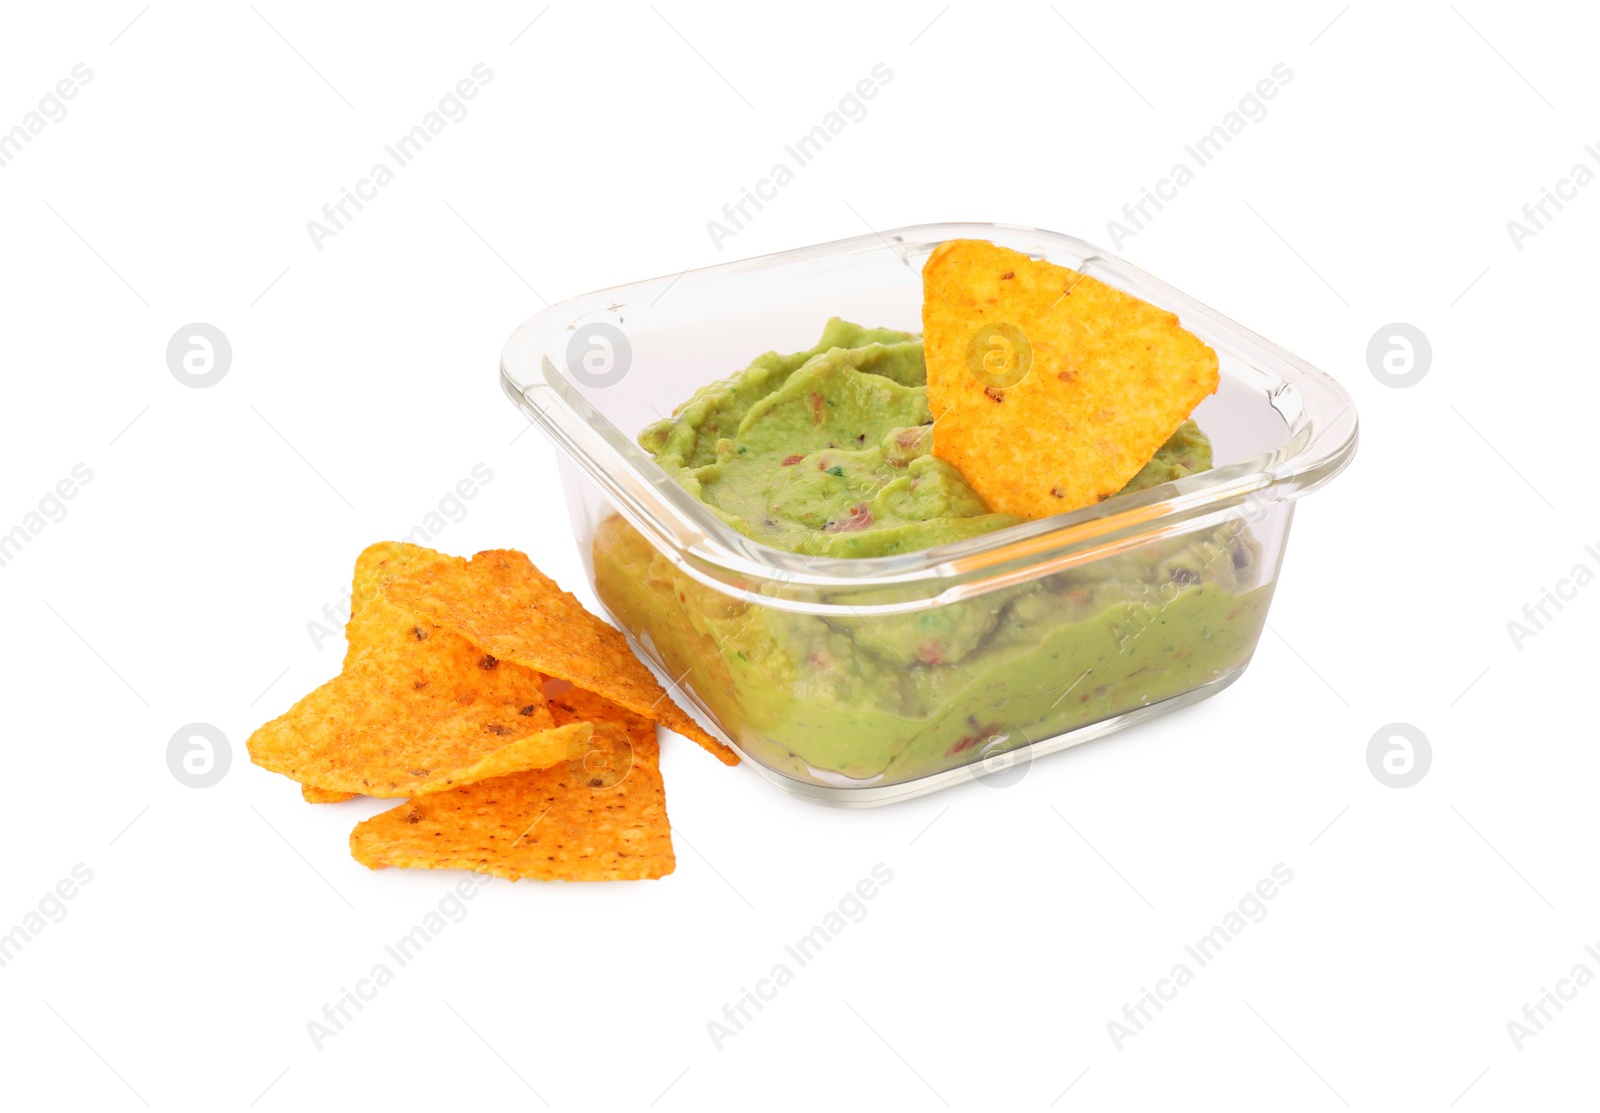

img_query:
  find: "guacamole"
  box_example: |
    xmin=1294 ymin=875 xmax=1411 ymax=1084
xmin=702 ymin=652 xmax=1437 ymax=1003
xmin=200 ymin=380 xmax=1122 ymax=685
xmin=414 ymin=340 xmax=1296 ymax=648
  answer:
xmin=593 ymin=320 xmax=1271 ymax=785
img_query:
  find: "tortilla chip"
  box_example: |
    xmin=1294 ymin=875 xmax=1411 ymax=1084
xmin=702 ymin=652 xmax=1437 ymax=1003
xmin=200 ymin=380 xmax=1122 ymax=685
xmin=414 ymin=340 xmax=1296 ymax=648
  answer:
xmin=923 ymin=239 xmax=1219 ymax=517
xmin=343 ymin=541 xmax=451 ymax=668
xmin=348 ymin=687 xmax=674 ymax=881
xmin=345 ymin=545 xmax=552 ymax=730
xmin=248 ymin=601 xmax=583 ymax=796
xmin=384 ymin=549 xmax=739 ymax=766
xmin=301 ymin=784 xmax=356 ymax=804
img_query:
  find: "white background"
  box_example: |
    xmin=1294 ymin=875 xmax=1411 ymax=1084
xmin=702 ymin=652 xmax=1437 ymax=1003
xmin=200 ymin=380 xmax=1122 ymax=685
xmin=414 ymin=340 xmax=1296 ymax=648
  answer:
xmin=1 ymin=2 xmax=1595 ymax=1109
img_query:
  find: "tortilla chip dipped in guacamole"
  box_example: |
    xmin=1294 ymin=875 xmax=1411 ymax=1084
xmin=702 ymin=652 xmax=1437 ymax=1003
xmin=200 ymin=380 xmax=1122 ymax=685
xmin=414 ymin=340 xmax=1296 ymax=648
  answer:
xmin=922 ymin=239 xmax=1220 ymax=518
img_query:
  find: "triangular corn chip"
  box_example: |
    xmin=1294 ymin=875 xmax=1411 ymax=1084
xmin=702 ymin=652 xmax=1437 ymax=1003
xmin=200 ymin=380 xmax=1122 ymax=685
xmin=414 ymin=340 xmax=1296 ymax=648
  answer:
xmin=249 ymin=542 xmax=579 ymax=796
xmin=924 ymin=239 xmax=1219 ymax=517
xmin=292 ymin=541 xmax=460 ymax=804
xmin=348 ymin=686 xmax=674 ymax=881
xmin=249 ymin=658 xmax=588 ymax=797
xmin=383 ymin=549 xmax=739 ymax=766
xmin=343 ymin=541 xmax=452 ymax=668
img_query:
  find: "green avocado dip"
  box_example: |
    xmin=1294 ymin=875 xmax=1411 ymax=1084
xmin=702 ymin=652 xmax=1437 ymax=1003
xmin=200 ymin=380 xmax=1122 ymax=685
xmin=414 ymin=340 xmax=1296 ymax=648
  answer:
xmin=592 ymin=319 xmax=1273 ymax=785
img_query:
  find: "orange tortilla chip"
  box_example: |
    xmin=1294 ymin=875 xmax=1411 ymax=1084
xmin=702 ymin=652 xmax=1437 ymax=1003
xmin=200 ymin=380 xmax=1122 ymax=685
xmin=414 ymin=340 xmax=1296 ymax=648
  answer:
xmin=343 ymin=541 xmax=452 ymax=668
xmin=249 ymin=545 xmax=579 ymax=796
xmin=384 ymin=549 xmax=739 ymax=766
xmin=923 ymin=239 xmax=1219 ymax=518
xmin=301 ymin=784 xmax=356 ymax=804
xmin=249 ymin=661 xmax=588 ymax=796
xmin=348 ymin=686 xmax=674 ymax=881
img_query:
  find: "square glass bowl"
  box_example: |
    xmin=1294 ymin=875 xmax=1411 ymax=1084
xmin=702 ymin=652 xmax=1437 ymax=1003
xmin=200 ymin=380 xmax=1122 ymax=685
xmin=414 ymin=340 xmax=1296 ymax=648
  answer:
xmin=500 ymin=223 xmax=1357 ymax=805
